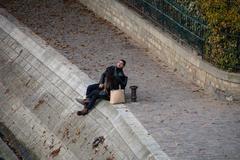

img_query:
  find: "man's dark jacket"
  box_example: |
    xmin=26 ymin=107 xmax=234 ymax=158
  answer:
xmin=99 ymin=66 xmax=128 ymax=91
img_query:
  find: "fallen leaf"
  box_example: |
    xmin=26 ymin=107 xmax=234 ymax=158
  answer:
xmin=50 ymin=146 xmax=61 ymax=158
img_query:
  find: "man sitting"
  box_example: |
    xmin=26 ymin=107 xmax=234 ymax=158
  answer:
xmin=76 ymin=59 xmax=128 ymax=115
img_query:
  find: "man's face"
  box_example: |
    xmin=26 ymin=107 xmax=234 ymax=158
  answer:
xmin=116 ymin=60 xmax=124 ymax=69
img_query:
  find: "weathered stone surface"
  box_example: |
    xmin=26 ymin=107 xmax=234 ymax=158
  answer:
xmin=0 ymin=9 xmax=165 ymax=160
xmin=1 ymin=1 xmax=240 ymax=160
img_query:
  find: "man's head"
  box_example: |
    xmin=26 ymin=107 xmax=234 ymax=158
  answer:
xmin=116 ymin=59 xmax=126 ymax=69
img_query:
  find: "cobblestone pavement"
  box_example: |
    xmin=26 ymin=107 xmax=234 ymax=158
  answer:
xmin=1 ymin=0 xmax=240 ymax=159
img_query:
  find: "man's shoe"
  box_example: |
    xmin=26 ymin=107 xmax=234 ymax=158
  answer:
xmin=77 ymin=108 xmax=89 ymax=116
xmin=76 ymin=98 xmax=89 ymax=105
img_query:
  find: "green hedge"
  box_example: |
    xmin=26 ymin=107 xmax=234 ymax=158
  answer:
xmin=177 ymin=0 xmax=240 ymax=72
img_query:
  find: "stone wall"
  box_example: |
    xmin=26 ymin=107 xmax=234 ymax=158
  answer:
xmin=0 ymin=9 xmax=169 ymax=160
xmin=77 ymin=0 xmax=240 ymax=99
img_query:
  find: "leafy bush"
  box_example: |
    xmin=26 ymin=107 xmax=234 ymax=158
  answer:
xmin=177 ymin=0 xmax=240 ymax=72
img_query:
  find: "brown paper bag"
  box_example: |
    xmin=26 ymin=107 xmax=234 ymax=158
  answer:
xmin=110 ymin=89 xmax=125 ymax=104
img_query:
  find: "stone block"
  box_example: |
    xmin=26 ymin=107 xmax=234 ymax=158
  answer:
xmin=62 ymin=151 xmax=78 ymax=160
xmin=40 ymin=106 xmax=61 ymax=131
xmin=8 ymin=48 xmax=18 ymax=60
xmin=19 ymin=59 xmax=27 ymax=68
xmin=60 ymin=96 xmax=74 ymax=108
xmin=63 ymin=85 xmax=74 ymax=97
xmin=27 ymin=66 xmax=38 ymax=77
xmin=31 ymin=69 xmax=42 ymax=80
xmin=0 ymin=29 xmax=7 ymax=40
xmin=22 ymin=37 xmax=45 ymax=57
xmin=10 ymin=40 xmax=19 ymax=50
xmin=37 ymin=64 xmax=50 ymax=77
xmin=106 ymin=129 xmax=135 ymax=159
xmin=4 ymin=45 xmax=14 ymax=55
xmin=2 ymin=35 xmax=10 ymax=44
xmin=23 ymin=63 xmax=32 ymax=72
xmin=38 ymin=48 xmax=56 ymax=64
xmin=89 ymin=109 xmax=114 ymax=132
xmin=58 ymin=81 xmax=69 ymax=93
xmin=47 ymin=73 xmax=60 ymax=84
xmin=18 ymin=48 xmax=28 ymax=58
xmin=28 ymin=56 xmax=40 ymax=68
xmin=14 ymin=45 xmax=24 ymax=54
xmin=25 ymin=54 xmax=36 ymax=63
xmin=0 ymin=15 xmax=16 ymax=33
xmin=22 ymin=91 xmax=40 ymax=109
xmin=0 ymin=100 xmax=14 ymax=119
xmin=68 ymin=90 xmax=80 ymax=102
xmin=7 ymin=37 xmax=15 ymax=46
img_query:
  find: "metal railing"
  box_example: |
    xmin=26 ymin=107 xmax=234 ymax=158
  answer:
xmin=120 ymin=0 xmax=207 ymax=55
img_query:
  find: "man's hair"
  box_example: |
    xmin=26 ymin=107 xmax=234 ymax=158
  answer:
xmin=120 ymin=59 xmax=126 ymax=66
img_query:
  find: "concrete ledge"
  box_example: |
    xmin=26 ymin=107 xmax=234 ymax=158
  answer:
xmin=0 ymin=8 xmax=169 ymax=160
xmin=0 ymin=138 xmax=18 ymax=160
xmin=77 ymin=0 xmax=240 ymax=98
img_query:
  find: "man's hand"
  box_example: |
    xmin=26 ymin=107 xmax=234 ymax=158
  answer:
xmin=99 ymin=84 xmax=104 ymax=88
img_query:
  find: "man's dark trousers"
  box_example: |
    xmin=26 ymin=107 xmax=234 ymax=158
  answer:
xmin=86 ymin=83 xmax=100 ymax=96
xmin=85 ymin=83 xmax=109 ymax=110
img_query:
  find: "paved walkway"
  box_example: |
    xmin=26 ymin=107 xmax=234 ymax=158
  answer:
xmin=1 ymin=0 xmax=240 ymax=159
